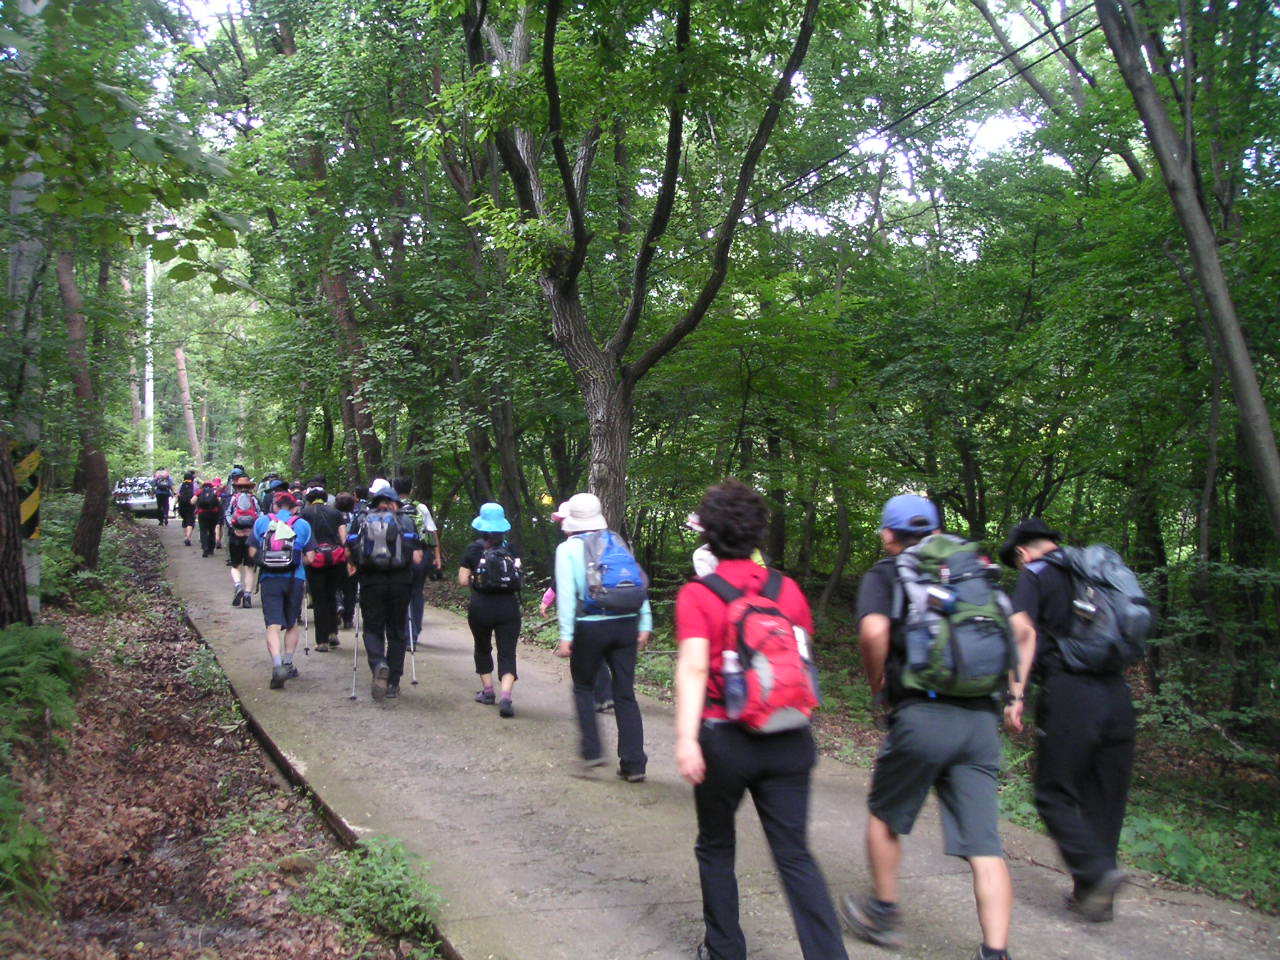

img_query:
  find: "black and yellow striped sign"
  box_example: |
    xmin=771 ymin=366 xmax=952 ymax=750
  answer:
xmin=14 ymin=444 xmax=40 ymax=540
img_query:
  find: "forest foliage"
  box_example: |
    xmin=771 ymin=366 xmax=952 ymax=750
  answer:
xmin=1 ymin=0 xmax=1277 ymax=900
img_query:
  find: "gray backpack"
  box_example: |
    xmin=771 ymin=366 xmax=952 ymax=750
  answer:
xmin=1043 ymin=545 xmax=1152 ymax=673
xmin=356 ymin=513 xmax=408 ymax=571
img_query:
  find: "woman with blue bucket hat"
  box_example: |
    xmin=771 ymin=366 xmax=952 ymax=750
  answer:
xmin=457 ymin=502 xmax=523 ymax=718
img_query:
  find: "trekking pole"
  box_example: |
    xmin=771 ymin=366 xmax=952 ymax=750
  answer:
xmin=409 ymin=631 xmax=418 ymax=686
xmin=349 ymin=601 xmax=361 ymax=700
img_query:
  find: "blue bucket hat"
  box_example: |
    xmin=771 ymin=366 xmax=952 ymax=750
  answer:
xmin=880 ymin=494 xmax=939 ymax=533
xmin=472 ymin=502 xmax=511 ymax=533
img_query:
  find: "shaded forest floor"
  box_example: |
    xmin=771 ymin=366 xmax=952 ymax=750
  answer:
xmin=426 ymin=570 xmax=1280 ymax=915
xmin=3 ymin=509 xmax=439 ymax=959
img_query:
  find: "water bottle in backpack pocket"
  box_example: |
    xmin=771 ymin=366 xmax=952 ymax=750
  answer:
xmin=578 ymin=531 xmax=649 ymax=615
xmin=896 ymin=534 xmax=1014 ymax=698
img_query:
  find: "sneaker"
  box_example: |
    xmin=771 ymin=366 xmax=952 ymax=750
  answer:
xmin=696 ymin=943 xmax=714 ymax=960
xmin=499 ymin=697 xmax=514 ymax=718
xmin=269 ymin=665 xmax=288 ymax=689
xmin=232 ymin=587 xmax=244 ymax=607
xmin=386 ymin=682 xmax=400 ymax=700
xmin=286 ymin=663 xmax=299 ymax=679
xmin=595 ymin=699 xmax=614 ymax=713
xmin=371 ymin=661 xmax=390 ymax=702
xmin=475 ymin=687 xmax=496 ymax=705
xmin=1072 ymin=869 xmax=1126 ymax=922
xmin=617 ymin=767 xmax=645 ymax=783
xmin=580 ymin=756 xmax=609 ymax=772
xmin=839 ymin=894 xmax=902 ymax=948
xmin=314 ymin=639 xmax=329 ymax=652
xmin=970 ymin=950 xmax=1012 ymax=960
xmin=328 ymin=634 xmax=340 ymax=648
xmin=242 ymin=594 xmax=252 ymax=609
xmin=184 ymin=538 xmax=191 ymax=546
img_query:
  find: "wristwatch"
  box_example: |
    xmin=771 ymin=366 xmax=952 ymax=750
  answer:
xmin=1002 ymin=691 xmax=1024 ymax=706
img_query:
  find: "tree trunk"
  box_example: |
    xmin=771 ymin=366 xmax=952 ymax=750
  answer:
xmin=290 ymin=387 xmax=310 ymax=478
xmin=0 ymin=436 xmax=31 ymax=627
xmin=766 ymin=431 xmax=787 ymax=566
xmin=817 ymin=496 xmax=852 ymax=620
xmin=128 ymin=354 xmax=144 ymax=439
xmin=1098 ymin=0 xmax=1280 ymax=541
xmin=339 ymin=390 xmax=361 ymax=488
xmin=320 ymin=272 xmax=382 ymax=477
xmin=58 ymin=251 xmax=111 ymax=569
xmin=490 ymin=394 xmax=524 ymax=533
xmin=581 ymin=370 xmax=633 ymax=530
xmin=173 ymin=346 xmax=203 ymax=467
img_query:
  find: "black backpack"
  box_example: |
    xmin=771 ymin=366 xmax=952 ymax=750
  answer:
xmin=356 ymin=512 xmax=409 ymax=571
xmin=1043 ymin=545 xmax=1152 ymax=674
xmin=472 ymin=543 xmax=521 ymax=593
xmin=197 ymin=486 xmax=220 ymax=512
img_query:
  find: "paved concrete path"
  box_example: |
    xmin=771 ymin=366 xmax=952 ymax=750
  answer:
xmin=158 ymin=524 xmax=1277 ymax=960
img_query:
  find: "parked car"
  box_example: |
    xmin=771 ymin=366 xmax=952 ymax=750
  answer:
xmin=113 ymin=476 xmax=160 ymax=518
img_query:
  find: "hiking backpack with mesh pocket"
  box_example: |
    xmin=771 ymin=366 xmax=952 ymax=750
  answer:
xmin=577 ymin=530 xmax=649 ymax=615
xmin=472 ymin=544 xmax=522 ymax=593
xmin=700 ymin=569 xmax=820 ymax=733
xmin=257 ymin=515 xmax=300 ymax=571
xmin=894 ymin=533 xmax=1015 ymax=698
xmin=1041 ymin=545 xmax=1151 ymax=673
xmin=355 ymin=512 xmax=408 ymax=571
xmin=229 ymin=491 xmax=260 ymax=530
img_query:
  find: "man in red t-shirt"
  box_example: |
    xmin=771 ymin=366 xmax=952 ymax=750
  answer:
xmin=673 ymin=480 xmax=847 ymax=960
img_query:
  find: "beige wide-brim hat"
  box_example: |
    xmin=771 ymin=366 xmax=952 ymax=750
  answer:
xmin=561 ymin=492 xmax=608 ymax=534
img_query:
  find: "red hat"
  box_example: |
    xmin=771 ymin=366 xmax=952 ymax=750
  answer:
xmin=273 ymin=491 xmax=298 ymax=509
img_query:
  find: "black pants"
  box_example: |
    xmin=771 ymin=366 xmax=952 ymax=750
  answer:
xmin=569 ymin=617 xmax=645 ymax=773
xmin=306 ymin=564 xmax=344 ymax=644
xmin=197 ymin=514 xmax=219 ymax=554
xmin=594 ymin=661 xmax=613 ymax=704
xmin=1034 ymin=670 xmax=1135 ymax=890
xmin=695 ymin=724 xmax=847 ymax=960
xmin=469 ymin=597 xmax=521 ymax=679
xmin=359 ymin=577 xmax=412 ymax=684
xmin=407 ymin=566 xmax=427 ymax=645
xmin=156 ymin=494 xmax=170 ymax=524
xmin=340 ymin=568 xmax=357 ymax=627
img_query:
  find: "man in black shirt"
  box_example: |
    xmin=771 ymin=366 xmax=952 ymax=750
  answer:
xmin=1002 ymin=518 xmax=1133 ymax=923
xmin=301 ymin=487 xmax=348 ymax=652
xmin=843 ymin=495 xmax=1031 ymax=960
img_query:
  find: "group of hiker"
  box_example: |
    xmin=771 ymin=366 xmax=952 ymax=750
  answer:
xmin=154 ymin=465 xmax=1147 ymax=960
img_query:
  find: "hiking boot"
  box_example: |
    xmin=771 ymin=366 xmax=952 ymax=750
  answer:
xmin=617 ymin=767 xmax=645 ymax=783
xmin=371 ymin=661 xmax=390 ymax=702
xmin=241 ymin=594 xmax=252 ymax=609
xmin=475 ymin=687 xmax=496 ymax=705
xmin=328 ymin=634 xmax=340 ymax=648
xmin=232 ymin=587 xmax=244 ymax=607
xmin=499 ymin=697 xmax=514 ymax=719
xmin=595 ymin=699 xmax=614 ymax=713
xmin=579 ymin=756 xmax=609 ymax=774
xmin=839 ymin=894 xmax=902 ymax=948
xmin=184 ymin=538 xmax=191 ymax=546
xmin=386 ymin=682 xmax=400 ymax=700
xmin=1071 ymin=869 xmax=1126 ymax=922
xmin=970 ymin=950 xmax=1012 ymax=960
xmin=269 ymin=665 xmax=288 ymax=689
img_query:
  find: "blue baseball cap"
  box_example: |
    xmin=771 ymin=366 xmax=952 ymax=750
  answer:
xmin=880 ymin=494 xmax=939 ymax=533
xmin=472 ymin=502 xmax=512 ymax=533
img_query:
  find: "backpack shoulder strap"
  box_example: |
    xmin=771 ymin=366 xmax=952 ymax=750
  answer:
xmin=761 ymin=568 xmax=784 ymax=601
xmin=698 ymin=573 xmax=743 ymax=605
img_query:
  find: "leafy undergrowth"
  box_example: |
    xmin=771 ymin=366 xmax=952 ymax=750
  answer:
xmin=2 ymin=511 xmax=441 ymax=958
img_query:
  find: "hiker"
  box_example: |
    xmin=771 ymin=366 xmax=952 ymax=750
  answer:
xmin=301 ymin=486 xmax=348 ymax=652
xmin=393 ymin=476 xmax=444 ymax=649
xmin=212 ymin=476 xmax=228 ymax=550
xmin=225 ymin=474 xmax=261 ymax=608
xmin=177 ymin=470 xmax=197 ymax=546
xmin=258 ymin=474 xmax=284 ymax=513
xmin=673 ymin=480 xmax=843 ymax=960
xmin=308 ymin=476 xmax=336 ymax=507
xmin=195 ymin=479 xmax=223 ymax=557
xmin=346 ymin=485 xmax=423 ymax=702
xmin=544 ymin=501 xmax=614 ymax=714
xmin=1001 ymin=518 xmax=1141 ymax=922
xmin=249 ymin=490 xmax=315 ymax=689
xmin=459 ymin=502 xmax=522 ymax=718
xmin=553 ymin=492 xmax=651 ymax=780
xmin=843 ymin=494 xmax=1031 ymax=960
xmin=334 ymin=492 xmax=359 ymax=630
xmin=154 ymin=469 xmax=173 ymax=525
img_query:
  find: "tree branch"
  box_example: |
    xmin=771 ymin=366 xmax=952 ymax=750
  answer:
xmin=624 ymin=0 xmax=820 ymax=388
xmin=542 ymin=0 xmax=591 ymax=289
xmin=607 ymin=0 xmax=690 ymax=361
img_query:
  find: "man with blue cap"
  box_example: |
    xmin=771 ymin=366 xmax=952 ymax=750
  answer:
xmin=841 ymin=494 xmax=1023 ymax=960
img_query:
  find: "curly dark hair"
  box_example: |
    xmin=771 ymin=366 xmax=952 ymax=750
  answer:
xmin=334 ymin=492 xmax=356 ymax=512
xmin=697 ymin=478 xmax=769 ymax=560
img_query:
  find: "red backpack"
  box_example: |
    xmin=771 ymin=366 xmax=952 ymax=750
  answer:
xmin=229 ymin=491 xmax=260 ymax=532
xmin=700 ymin=569 xmax=820 ymax=733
